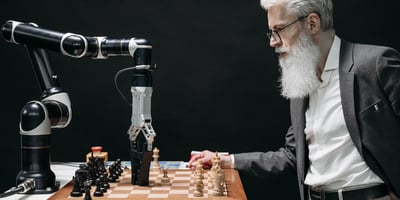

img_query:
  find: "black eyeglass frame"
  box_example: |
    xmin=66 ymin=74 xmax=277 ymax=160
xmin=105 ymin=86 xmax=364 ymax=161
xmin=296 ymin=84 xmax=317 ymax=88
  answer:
xmin=266 ymin=15 xmax=307 ymax=43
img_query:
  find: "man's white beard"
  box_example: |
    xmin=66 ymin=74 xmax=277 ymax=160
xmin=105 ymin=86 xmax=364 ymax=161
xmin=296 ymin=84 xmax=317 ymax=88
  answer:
xmin=277 ymin=32 xmax=321 ymax=99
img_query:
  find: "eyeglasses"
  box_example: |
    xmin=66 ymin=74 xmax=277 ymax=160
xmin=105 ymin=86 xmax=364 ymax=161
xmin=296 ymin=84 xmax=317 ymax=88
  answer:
xmin=266 ymin=15 xmax=306 ymax=43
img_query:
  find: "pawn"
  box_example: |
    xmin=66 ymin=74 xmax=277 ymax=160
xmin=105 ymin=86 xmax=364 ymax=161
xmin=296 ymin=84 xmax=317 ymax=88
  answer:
xmin=161 ymin=168 xmax=170 ymax=183
xmin=193 ymin=178 xmax=204 ymax=197
xmin=193 ymin=168 xmax=204 ymax=197
xmin=83 ymin=181 xmax=92 ymax=200
xmin=70 ymin=176 xmax=82 ymax=197
xmin=111 ymin=163 xmax=122 ymax=177
xmin=115 ymin=160 xmax=123 ymax=175
xmin=194 ymin=161 xmax=204 ymax=180
xmin=93 ymin=178 xmax=104 ymax=197
xmin=107 ymin=166 xmax=117 ymax=182
xmin=108 ymin=173 xmax=116 ymax=182
xmin=100 ymin=173 xmax=110 ymax=190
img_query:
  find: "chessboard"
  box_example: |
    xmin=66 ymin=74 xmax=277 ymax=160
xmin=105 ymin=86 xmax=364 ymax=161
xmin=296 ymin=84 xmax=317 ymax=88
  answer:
xmin=49 ymin=168 xmax=247 ymax=200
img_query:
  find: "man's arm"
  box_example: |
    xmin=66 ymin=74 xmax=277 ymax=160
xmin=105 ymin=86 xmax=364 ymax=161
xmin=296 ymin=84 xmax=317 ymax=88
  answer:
xmin=233 ymin=126 xmax=297 ymax=177
xmin=377 ymin=47 xmax=400 ymax=119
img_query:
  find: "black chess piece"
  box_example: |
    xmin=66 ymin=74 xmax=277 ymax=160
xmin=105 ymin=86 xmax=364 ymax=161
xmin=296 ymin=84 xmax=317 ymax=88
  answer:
xmin=114 ymin=160 xmax=123 ymax=175
xmin=108 ymin=164 xmax=119 ymax=182
xmin=75 ymin=164 xmax=89 ymax=192
xmin=100 ymin=173 xmax=110 ymax=191
xmin=93 ymin=178 xmax=104 ymax=197
xmin=83 ymin=181 xmax=92 ymax=200
xmin=70 ymin=176 xmax=83 ymax=197
xmin=107 ymin=168 xmax=117 ymax=183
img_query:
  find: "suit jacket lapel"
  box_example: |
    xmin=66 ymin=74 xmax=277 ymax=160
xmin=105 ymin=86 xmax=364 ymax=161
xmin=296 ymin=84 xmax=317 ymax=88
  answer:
xmin=339 ymin=41 xmax=363 ymax=153
xmin=290 ymin=98 xmax=308 ymax=185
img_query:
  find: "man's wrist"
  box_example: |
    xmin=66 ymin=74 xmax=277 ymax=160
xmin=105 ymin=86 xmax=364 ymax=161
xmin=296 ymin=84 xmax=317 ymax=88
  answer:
xmin=221 ymin=154 xmax=235 ymax=169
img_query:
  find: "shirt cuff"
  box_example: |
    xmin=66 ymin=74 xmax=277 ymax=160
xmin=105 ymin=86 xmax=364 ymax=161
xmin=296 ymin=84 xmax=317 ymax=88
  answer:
xmin=231 ymin=154 xmax=235 ymax=168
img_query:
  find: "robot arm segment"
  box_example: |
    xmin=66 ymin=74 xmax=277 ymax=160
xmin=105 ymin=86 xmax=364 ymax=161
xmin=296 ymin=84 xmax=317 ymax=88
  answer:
xmin=1 ymin=20 xmax=151 ymax=59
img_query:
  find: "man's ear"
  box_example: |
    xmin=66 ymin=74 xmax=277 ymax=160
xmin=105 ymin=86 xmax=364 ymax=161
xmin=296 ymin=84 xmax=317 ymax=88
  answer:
xmin=305 ymin=13 xmax=321 ymax=35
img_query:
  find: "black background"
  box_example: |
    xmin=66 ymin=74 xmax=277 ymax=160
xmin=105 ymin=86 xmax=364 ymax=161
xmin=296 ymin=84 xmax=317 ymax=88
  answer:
xmin=0 ymin=0 xmax=399 ymax=199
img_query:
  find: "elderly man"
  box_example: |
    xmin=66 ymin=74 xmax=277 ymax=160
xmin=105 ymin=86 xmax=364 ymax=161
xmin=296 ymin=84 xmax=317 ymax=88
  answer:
xmin=188 ymin=0 xmax=400 ymax=199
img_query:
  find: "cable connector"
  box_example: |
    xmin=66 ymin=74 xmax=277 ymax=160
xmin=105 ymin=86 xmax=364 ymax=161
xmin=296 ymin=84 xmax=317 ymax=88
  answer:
xmin=0 ymin=179 xmax=36 ymax=198
xmin=17 ymin=178 xmax=36 ymax=194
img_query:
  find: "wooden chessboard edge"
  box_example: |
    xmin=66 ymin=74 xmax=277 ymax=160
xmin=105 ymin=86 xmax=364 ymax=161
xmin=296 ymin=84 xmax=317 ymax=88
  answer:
xmin=48 ymin=169 xmax=247 ymax=200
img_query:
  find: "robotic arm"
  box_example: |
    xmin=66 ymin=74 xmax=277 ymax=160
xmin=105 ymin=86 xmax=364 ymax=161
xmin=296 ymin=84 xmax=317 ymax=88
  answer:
xmin=2 ymin=20 xmax=156 ymax=192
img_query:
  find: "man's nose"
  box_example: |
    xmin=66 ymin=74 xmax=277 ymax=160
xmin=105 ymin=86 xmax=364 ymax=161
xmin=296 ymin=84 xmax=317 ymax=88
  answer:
xmin=269 ymin=37 xmax=281 ymax=47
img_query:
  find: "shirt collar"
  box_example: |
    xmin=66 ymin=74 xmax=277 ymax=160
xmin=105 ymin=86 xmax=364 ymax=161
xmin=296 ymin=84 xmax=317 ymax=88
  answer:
xmin=318 ymin=35 xmax=341 ymax=88
xmin=324 ymin=35 xmax=341 ymax=71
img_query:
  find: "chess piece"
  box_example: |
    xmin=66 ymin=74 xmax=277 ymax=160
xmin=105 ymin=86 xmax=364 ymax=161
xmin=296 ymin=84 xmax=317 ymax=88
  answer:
xmin=194 ymin=161 xmax=204 ymax=180
xmin=193 ymin=177 xmax=204 ymax=197
xmin=93 ymin=178 xmax=104 ymax=197
xmin=100 ymin=173 xmax=110 ymax=190
xmin=111 ymin=160 xmax=123 ymax=176
xmin=211 ymin=152 xmax=221 ymax=174
xmin=70 ymin=176 xmax=83 ymax=197
xmin=108 ymin=163 xmax=120 ymax=182
xmin=193 ymin=161 xmax=204 ymax=197
xmin=161 ymin=168 xmax=170 ymax=183
xmin=211 ymin=152 xmax=225 ymax=196
xmin=83 ymin=181 xmax=92 ymax=200
xmin=152 ymin=147 xmax=160 ymax=169
xmin=212 ymin=173 xmax=224 ymax=196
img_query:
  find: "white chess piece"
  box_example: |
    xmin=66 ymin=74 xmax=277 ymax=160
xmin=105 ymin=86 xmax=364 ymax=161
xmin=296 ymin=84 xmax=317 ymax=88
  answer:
xmin=212 ymin=173 xmax=224 ymax=196
xmin=152 ymin=147 xmax=160 ymax=169
xmin=211 ymin=152 xmax=225 ymax=196
xmin=193 ymin=175 xmax=204 ymax=197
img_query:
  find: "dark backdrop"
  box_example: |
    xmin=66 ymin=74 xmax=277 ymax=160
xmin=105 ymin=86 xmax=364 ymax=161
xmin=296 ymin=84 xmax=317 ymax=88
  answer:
xmin=0 ymin=0 xmax=399 ymax=199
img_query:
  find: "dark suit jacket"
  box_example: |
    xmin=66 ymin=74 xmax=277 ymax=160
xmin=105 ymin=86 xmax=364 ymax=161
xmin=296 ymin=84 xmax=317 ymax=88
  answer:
xmin=234 ymin=40 xmax=400 ymax=200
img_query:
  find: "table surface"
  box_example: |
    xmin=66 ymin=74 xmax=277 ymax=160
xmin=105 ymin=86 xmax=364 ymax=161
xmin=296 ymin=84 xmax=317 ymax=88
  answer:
xmin=1 ymin=163 xmax=77 ymax=200
xmin=2 ymin=162 xmax=247 ymax=200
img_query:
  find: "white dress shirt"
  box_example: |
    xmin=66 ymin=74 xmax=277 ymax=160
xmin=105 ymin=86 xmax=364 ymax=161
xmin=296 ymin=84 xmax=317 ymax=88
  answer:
xmin=303 ymin=36 xmax=383 ymax=190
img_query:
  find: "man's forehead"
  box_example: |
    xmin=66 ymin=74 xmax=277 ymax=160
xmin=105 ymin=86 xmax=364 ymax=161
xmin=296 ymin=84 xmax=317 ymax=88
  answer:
xmin=267 ymin=4 xmax=294 ymax=27
xmin=267 ymin=3 xmax=289 ymax=20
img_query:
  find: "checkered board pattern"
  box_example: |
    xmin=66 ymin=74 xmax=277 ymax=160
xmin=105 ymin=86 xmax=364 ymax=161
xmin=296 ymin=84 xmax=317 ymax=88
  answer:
xmin=69 ymin=169 xmax=227 ymax=199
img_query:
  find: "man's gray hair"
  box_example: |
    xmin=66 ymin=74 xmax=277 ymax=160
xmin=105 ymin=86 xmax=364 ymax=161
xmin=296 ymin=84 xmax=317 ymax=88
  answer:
xmin=260 ymin=0 xmax=334 ymax=31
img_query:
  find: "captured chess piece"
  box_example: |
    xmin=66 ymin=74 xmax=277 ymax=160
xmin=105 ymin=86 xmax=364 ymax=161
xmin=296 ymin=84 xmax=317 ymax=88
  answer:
xmin=152 ymin=147 xmax=160 ymax=169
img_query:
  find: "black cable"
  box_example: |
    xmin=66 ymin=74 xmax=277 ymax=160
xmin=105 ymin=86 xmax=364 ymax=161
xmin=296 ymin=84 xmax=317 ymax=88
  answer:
xmin=114 ymin=66 xmax=138 ymax=106
xmin=0 ymin=179 xmax=36 ymax=198
xmin=0 ymin=187 xmax=23 ymax=198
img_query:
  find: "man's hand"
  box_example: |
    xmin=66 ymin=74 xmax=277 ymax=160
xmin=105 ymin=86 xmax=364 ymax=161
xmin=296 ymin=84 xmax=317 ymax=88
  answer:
xmin=188 ymin=150 xmax=233 ymax=169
